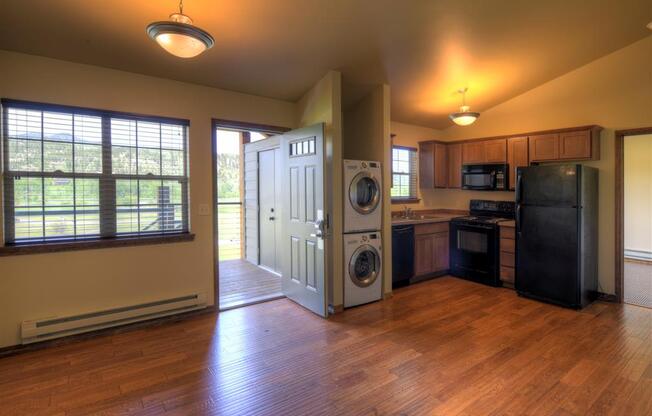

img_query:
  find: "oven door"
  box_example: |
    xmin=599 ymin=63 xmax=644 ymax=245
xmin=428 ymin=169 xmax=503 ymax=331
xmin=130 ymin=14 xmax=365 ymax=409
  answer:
xmin=449 ymin=222 xmax=500 ymax=286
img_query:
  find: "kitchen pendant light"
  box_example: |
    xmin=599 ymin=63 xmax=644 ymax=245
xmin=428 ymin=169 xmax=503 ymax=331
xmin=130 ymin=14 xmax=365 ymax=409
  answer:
xmin=147 ymin=0 xmax=214 ymax=58
xmin=449 ymin=88 xmax=480 ymax=126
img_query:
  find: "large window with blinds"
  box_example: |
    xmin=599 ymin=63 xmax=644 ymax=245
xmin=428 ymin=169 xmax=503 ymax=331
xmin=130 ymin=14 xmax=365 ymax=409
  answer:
xmin=391 ymin=146 xmax=418 ymax=201
xmin=2 ymin=99 xmax=189 ymax=245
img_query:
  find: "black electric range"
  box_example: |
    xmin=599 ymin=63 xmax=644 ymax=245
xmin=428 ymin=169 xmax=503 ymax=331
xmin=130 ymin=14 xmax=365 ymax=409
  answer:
xmin=450 ymin=200 xmax=515 ymax=286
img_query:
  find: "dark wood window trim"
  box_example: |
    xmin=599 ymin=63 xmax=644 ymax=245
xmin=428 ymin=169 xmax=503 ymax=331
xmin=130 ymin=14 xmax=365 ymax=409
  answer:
xmin=0 ymin=232 xmax=195 ymax=257
xmin=614 ymin=126 xmax=652 ymax=304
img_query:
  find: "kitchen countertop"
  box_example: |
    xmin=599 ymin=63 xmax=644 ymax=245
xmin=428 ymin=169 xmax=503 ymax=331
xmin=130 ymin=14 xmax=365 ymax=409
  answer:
xmin=391 ymin=211 xmax=462 ymax=226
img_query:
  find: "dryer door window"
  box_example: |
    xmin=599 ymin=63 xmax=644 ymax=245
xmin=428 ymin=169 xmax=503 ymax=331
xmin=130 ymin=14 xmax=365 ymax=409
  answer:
xmin=349 ymin=173 xmax=380 ymax=214
xmin=349 ymin=245 xmax=381 ymax=288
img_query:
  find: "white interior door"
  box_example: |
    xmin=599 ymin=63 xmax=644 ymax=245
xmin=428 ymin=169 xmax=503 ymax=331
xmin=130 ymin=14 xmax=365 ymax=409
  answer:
xmin=281 ymin=123 xmax=328 ymax=317
xmin=258 ymin=149 xmax=278 ymax=271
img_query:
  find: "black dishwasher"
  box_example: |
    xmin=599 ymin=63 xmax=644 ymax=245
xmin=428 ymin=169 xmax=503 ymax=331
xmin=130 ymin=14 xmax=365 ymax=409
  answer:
xmin=392 ymin=224 xmax=415 ymax=288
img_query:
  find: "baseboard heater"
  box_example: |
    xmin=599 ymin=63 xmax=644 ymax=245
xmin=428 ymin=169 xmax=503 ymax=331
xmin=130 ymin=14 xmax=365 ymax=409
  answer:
xmin=21 ymin=293 xmax=207 ymax=344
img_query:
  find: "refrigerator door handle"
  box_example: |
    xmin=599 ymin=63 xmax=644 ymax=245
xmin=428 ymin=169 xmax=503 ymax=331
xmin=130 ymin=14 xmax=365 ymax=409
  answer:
xmin=515 ymin=171 xmax=523 ymax=203
xmin=516 ymin=204 xmax=521 ymax=235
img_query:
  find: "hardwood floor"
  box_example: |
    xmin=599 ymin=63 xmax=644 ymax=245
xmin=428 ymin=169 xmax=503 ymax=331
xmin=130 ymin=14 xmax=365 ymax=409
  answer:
xmin=1 ymin=276 xmax=651 ymax=416
xmin=218 ymin=259 xmax=282 ymax=309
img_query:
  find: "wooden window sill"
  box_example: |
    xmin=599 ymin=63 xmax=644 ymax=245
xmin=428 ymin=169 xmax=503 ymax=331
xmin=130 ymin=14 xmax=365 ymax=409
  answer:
xmin=391 ymin=198 xmax=421 ymax=205
xmin=0 ymin=233 xmax=195 ymax=257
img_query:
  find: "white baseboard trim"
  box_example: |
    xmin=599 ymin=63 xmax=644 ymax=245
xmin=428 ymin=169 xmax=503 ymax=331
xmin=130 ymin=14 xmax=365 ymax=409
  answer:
xmin=624 ymin=248 xmax=652 ymax=262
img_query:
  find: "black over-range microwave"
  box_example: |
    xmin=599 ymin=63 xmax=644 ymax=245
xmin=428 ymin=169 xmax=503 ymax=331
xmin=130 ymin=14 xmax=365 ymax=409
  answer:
xmin=461 ymin=164 xmax=509 ymax=191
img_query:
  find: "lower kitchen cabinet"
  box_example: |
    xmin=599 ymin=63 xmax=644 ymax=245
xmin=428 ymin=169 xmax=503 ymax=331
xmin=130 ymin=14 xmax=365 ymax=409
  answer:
xmin=499 ymin=222 xmax=516 ymax=287
xmin=414 ymin=222 xmax=449 ymax=277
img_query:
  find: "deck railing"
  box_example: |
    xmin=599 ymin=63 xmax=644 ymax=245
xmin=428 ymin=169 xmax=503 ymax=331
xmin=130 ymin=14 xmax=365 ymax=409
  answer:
xmin=217 ymin=202 xmax=242 ymax=260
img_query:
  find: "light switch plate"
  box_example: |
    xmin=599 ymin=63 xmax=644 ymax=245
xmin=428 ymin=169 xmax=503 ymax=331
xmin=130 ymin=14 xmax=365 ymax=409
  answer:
xmin=198 ymin=204 xmax=210 ymax=216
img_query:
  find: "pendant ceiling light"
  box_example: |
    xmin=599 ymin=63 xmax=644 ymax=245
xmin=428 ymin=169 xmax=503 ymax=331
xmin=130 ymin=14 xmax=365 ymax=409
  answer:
xmin=147 ymin=0 xmax=214 ymax=58
xmin=449 ymin=88 xmax=480 ymax=126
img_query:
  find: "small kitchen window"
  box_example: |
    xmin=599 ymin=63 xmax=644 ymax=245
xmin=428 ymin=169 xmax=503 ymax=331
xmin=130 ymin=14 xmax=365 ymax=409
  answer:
xmin=391 ymin=146 xmax=418 ymax=202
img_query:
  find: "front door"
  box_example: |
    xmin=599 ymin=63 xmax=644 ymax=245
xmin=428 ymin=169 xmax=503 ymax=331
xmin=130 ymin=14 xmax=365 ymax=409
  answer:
xmin=281 ymin=123 xmax=328 ymax=317
xmin=259 ymin=148 xmax=279 ymax=272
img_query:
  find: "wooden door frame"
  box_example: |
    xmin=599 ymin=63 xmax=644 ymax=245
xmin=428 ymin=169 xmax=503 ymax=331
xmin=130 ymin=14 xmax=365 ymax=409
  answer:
xmin=211 ymin=119 xmax=289 ymax=308
xmin=614 ymin=127 xmax=652 ymax=303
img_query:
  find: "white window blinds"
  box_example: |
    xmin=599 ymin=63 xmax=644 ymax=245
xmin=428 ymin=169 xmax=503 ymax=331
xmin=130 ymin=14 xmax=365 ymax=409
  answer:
xmin=2 ymin=99 xmax=190 ymax=244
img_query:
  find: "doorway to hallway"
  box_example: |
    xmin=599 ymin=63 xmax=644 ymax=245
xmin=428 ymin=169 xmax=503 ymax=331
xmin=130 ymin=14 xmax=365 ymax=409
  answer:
xmin=617 ymin=128 xmax=652 ymax=309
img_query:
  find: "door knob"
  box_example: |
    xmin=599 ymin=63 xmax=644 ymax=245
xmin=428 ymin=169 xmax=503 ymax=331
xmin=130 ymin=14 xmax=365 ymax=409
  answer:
xmin=311 ymin=219 xmax=327 ymax=239
xmin=269 ymin=216 xmax=275 ymax=221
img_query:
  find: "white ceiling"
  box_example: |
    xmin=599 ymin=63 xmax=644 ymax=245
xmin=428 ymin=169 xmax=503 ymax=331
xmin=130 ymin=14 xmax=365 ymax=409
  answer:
xmin=1 ymin=0 xmax=650 ymax=128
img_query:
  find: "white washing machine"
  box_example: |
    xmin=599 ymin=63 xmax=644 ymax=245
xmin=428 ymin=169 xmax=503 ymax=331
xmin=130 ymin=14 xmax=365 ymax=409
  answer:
xmin=344 ymin=231 xmax=383 ymax=308
xmin=343 ymin=159 xmax=382 ymax=233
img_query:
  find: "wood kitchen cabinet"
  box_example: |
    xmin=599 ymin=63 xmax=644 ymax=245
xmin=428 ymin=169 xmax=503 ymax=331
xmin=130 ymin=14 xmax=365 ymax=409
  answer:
xmin=419 ymin=142 xmax=448 ymax=188
xmin=559 ymin=129 xmax=593 ymax=160
xmin=462 ymin=139 xmax=507 ymax=164
xmin=507 ymin=136 xmax=528 ymax=190
xmin=414 ymin=222 xmax=449 ymax=277
xmin=447 ymin=143 xmax=462 ymax=188
xmin=485 ymin=139 xmax=507 ymax=163
xmin=528 ymin=133 xmax=559 ymax=161
xmin=417 ymin=126 xmax=600 ymax=192
xmin=529 ymin=127 xmax=600 ymax=162
xmin=499 ymin=222 xmax=516 ymax=287
xmin=462 ymin=141 xmax=486 ymax=164
xmin=434 ymin=143 xmax=448 ymax=188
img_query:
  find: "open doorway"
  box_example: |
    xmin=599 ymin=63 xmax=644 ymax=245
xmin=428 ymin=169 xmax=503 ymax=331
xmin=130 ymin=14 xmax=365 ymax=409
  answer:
xmin=212 ymin=120 xmax=288 ymax=310
xmin=617 ymin=128 xmax=652 ymax=308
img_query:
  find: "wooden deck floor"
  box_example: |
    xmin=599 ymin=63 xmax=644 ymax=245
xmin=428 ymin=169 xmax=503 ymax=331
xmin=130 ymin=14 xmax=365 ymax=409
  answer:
xmin=218 ymin=259 xmax=282 ymax=309
xmin=1 ymin=276 xmax=651 ymax=415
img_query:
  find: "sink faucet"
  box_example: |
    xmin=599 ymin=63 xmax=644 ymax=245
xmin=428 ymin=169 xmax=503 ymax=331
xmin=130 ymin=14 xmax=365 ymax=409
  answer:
xmin=403 ymin=205 xmax=412 ymax=218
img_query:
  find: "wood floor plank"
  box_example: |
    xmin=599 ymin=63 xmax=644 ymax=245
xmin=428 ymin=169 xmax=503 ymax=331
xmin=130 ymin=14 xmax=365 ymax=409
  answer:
xmin=1 ymin=276 xmax=651 ymax=415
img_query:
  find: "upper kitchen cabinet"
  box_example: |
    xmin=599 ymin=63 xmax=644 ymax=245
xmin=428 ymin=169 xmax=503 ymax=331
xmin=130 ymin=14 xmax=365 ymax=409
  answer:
xmin=559 ymin=129 xmax=596 ymax=160
xmin=507 ymin=136 xmax=528 ymax=190
xmin=434 ymin=143 xmax=448 ymax=188
xmin=462 ymin=141 xmax=485 ymax=164
xmin=419 ymin=142 xmax=448 ymax=188
xmin=528 ymin=133 xmax=559 ymax=161
xmin=529 ymin=126 xmax=601 ymax=162
xmin=462 ymin=139 xmax=507 ymax=164
xmin=447 ymin=143 xmax=462 ymax=188
xmin=485 ymin=139 xmax=507 ymax=163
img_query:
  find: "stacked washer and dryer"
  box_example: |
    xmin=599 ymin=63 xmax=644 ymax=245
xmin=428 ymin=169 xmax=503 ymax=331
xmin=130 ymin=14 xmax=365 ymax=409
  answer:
xmin=343 ymin=160 xmax=383 ymax=308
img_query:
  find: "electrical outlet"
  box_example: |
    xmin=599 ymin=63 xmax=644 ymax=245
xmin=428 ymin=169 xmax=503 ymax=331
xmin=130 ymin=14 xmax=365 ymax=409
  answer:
xmin=198 ymin=204 xmax=210 ymax=216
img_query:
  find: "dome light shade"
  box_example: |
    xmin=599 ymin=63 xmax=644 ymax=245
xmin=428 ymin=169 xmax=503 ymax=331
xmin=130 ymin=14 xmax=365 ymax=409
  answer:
xmin=147 ymin=2 xmax=214 ymax=58
xmin=449 ymin=88 xmax=480 ymax=126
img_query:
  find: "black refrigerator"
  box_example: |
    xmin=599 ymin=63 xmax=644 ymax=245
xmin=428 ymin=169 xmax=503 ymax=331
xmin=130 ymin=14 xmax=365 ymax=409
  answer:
xmin=515 ymin=164 xmax=598 ymax=309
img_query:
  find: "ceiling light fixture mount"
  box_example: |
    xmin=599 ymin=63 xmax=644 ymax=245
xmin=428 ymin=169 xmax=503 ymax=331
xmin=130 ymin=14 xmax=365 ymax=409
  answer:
xmin=449 ymin=87 xmax=480 ymax=126
xmin=147 ymin=0 xmax=214 ymax=58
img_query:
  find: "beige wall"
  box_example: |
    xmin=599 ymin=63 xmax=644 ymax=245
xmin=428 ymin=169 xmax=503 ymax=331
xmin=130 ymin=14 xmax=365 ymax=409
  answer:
xmin=0 ymin=50 xmax=296 ymax=348
xmin=343 ymin=85 xmax=393 ymax=296
xmin=438 ymin=36 xmax=652 ymax=294
xmin=296 ymin=71 xmax=344 ymax=308
xmin=389 ymin=122 xmax=440 ymax=211
xmin=624 ymin=134 xmax=652 ymax=254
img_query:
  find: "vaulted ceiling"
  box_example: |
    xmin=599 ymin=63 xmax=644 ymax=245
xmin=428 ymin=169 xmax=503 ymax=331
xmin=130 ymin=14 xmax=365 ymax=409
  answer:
xmin=1 ymin=0 xmax=650 ymax=128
